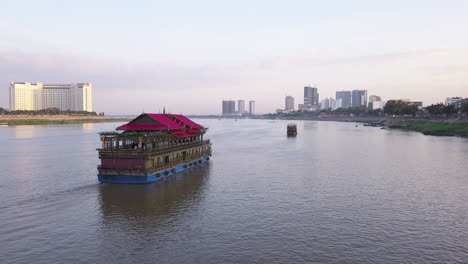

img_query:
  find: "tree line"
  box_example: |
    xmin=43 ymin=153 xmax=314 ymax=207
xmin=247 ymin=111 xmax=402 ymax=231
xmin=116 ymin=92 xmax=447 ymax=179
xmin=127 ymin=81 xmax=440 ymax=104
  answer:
xmin=273 ymin=99 xmax=468 ymax=118
xmin=0 ymin=107 xmax=103 ymax=116
xmin=383 ymin=100 xmax=468 ymax=117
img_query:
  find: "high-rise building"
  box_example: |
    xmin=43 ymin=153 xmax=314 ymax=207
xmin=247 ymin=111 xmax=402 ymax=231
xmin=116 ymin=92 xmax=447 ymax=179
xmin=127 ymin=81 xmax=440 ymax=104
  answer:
xmin=304 ymin=86 xmax=319 ymax=108
xmin=320 ymin=98 xmax=330 ymax=110
xmin=249 ymin=100 xmax=255 ymax=115
xmin=335 ymin=91 xmax=352 ymax=109
xmin=334 ymin=98 xmax=342 ymax=110
xmin=329 ymin=98 xmax=335 ymax=110
xmin=285 ymin=96 xmax=294 ymax=111
xmin=238 ymin=100 xmax=245 ymax=114
xmin=446 ymin=97 xmax=463 ymax=106
xmin=9 ymin=82 xmax=92 ymax=111
xmin=351 ymin=90 xmax=368 ymax=108
xmin=222 ymin=100 xmax=236 ymax=115
xmin=319 ymin=97 xmax=335 ymax=110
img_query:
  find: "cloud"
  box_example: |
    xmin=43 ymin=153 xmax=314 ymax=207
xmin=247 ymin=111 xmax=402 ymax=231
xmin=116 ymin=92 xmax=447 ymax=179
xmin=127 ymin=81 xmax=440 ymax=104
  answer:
xmin=284 ymin=49 xmax=448 ymax=69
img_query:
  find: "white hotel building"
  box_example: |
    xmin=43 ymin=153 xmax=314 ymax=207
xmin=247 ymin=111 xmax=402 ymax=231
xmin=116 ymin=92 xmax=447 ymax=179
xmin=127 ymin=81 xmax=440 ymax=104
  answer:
xmin=9 ymin=82 xmax=92 ymax=112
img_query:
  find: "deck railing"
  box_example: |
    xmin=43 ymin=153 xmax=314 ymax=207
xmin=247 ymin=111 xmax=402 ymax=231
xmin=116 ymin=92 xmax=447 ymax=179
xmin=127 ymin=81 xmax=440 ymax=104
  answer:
xmin=98 ymin=140 xmax=210 ymax=157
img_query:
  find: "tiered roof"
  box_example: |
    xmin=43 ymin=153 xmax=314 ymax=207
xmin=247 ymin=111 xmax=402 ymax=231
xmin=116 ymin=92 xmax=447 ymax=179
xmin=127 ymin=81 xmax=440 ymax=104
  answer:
xmin=116 ymin=113 xmax=203 ymax=137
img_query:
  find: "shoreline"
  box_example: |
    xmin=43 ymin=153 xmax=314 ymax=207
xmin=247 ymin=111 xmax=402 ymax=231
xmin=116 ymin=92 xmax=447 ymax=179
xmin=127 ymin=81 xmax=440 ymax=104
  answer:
xmin=0 ymin=115 xmax=130 ymax=126
xmin=268 ymin=116 xmax=468 ymax=138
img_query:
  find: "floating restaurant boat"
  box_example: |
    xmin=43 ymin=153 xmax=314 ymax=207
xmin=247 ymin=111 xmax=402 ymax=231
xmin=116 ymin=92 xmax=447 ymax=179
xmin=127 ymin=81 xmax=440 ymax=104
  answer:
xmin=287 ymin=123 xmax=297 ymax=137
xmin=97 ymin=113 xmax=212 ymax=184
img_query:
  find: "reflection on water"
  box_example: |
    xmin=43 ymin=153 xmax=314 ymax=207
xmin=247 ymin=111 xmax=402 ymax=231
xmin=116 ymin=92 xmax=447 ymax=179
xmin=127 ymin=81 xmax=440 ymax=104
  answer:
xmin=14 ymin=125 xmax=36 ymax=138
xmin=98 ymin=165 xmax=209 ymax=222
xmin=82 ymin=122 xmax=95 ymax=131
xmin=2 ymin=121 xmax=468 ymax=263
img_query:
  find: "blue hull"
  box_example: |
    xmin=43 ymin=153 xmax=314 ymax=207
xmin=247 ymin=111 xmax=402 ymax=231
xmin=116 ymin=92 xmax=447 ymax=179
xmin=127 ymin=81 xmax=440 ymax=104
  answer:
xmin=98 ymin=156 xmax=210 ymax=184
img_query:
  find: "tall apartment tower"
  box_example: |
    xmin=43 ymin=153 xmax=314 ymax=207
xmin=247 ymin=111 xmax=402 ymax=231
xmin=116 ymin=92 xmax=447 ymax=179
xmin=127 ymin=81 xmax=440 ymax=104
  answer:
xmin=285 ymin=96 xmax=294 ymax=111
xmin=304 ymin=86 xmax=319 ymax=108
xmin=222 ymin=100 xmax=236 ymax=115
xmin=249 ymin=100 xmax=255 ymax=115
xmin=335 ymin=91 xmax=352 ymax=109
xmin=9 ymin=82 xmax=92 ymax=111
xmin=352 ymin=90 xmax=368 ymax=107
xmin=238 ymin=100 xmax=245 ymax=114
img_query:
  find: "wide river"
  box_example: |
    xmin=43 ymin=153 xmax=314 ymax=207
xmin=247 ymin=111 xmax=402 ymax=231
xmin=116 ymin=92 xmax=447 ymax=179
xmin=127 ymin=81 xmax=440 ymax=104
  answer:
xmin=1 ymin=119 xmax=468 ymax=263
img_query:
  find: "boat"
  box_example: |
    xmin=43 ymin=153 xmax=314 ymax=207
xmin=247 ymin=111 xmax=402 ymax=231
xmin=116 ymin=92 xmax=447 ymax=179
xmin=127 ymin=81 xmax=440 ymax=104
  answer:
xmin=0 ymin=122 xmax=8 ymax=126
xmin=97 ymin=113 xmax=212 ymax=184
xmin=287 ymin=123 xmax=297 ymax=137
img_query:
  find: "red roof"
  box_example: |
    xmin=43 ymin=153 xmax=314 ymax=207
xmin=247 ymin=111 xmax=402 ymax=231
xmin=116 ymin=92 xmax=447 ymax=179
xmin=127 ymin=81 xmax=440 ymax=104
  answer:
xmin=116 ymin=114 xmax=202 ymax=135
xmin=146 ymin=114 xmax=184 ymax=129
xmin=168 ymin=114 xmax=202 ymax=128
xmin=116 ymin=124 xmax=167 ymax=131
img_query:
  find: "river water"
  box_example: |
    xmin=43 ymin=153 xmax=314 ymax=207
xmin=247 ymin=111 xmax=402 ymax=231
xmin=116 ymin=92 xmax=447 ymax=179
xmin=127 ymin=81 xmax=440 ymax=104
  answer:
xmin=1 ymin=119 xmax=468 ymax=263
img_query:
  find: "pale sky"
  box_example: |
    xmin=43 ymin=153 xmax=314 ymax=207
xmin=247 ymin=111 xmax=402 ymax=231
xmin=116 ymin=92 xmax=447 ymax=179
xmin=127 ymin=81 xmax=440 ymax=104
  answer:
xmin=1 ymin=0 xmax=468 ymax=114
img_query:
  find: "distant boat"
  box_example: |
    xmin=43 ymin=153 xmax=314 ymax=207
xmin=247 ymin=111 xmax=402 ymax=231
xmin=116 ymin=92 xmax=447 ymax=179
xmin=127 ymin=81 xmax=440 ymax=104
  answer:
xmin=0 ymin=122 xmax=8 ymax=126
xmin=287 ymin=124 xmax=297 ymax=137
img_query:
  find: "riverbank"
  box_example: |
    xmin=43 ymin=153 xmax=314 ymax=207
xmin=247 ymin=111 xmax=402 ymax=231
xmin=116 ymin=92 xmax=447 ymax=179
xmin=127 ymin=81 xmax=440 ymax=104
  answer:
xmin=0 ymin=115 xmax=130 ymax=126
xmin=387 ymin=120 xmax=468 ymax=137
xmin=264 ymin=115 xmax=468 ymax=138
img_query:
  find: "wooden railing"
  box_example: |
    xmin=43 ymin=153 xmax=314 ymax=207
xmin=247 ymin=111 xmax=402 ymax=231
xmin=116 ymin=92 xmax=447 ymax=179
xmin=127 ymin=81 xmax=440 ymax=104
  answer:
xmin=98 ymin=140 xmax=210 ymax=157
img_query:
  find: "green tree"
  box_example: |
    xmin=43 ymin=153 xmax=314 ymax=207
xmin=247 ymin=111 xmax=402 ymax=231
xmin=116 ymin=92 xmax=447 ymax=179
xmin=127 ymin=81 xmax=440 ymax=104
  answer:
xmin=384 ymin=100 xmax=410 ymax=116
xmin=402 ymin=104 xmax=419 ymax=116
xmin=461 ymin=100 xmax=468 ymax=117
xmin=426 ymin=103 xmax=445 ymax=116
xmin=443 ymin=104 xmax=457 ymax=115
xmin=347 ymin=106 xmax=364 ymax=116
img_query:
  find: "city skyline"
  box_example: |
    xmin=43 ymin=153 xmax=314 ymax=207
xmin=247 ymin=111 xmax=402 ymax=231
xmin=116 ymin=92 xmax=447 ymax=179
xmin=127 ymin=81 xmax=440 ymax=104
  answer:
xmin=1 ymin=1 xmax=468 ymax=114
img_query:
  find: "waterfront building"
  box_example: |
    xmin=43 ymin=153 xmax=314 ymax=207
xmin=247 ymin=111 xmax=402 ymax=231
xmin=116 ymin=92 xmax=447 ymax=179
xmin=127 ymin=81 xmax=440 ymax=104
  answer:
xmin=238 ymin=100 xmax=245 ymax=115
xmin=368 ymin=95 xmax=383 ymax=111
xmin=351 ymin=90 xmax=368 ymax=107
xmin=445 ymin=97 xmax=464 ymax=106
xmin=222 ymin=100 xmax=236 ymax=115
xmin=320 ymin=98 xmax=330 ymax=110
xmin=298 ymin=104 xmax=308 ymax=111
xmin=298 ymin=104 xmax=316 ymax=112
xmin=374 ymin=101 xmax=386 ymax=110
xmin=408 ymin=101 xmax=423 ymax=109
xmin=9 ymin=82 xmax=92 ymax=111
xmin=304 ymin=86 xmax=319 ymax=109
xmin=320 ymin=97 xmax=335 ymax=110
xmin=329 ymin=98 xmax=335 ymax=110
xmin=369 ymin=95 xmax=382 ymax=103
xmin=249 ymin=100 xmax=255 ymax=115
xmin=335 ymin=91 xmax=351 ymax=108
xmin=285 ymin=96 xmax=294 ymax=111
xmin=334 ymin=99 xmax=343 ymax=110
xmin=369 ymin=100 xmax=386 ymax=111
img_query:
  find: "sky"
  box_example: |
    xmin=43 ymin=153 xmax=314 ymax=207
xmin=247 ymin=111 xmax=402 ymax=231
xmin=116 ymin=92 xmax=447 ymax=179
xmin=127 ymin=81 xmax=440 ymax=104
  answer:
xmin=1 ymin=0 xmax=468 ymax=114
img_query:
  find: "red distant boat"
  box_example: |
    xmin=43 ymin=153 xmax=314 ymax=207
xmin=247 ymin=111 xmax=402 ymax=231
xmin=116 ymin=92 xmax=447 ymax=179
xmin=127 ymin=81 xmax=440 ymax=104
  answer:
xmin=287 ymin=124 xmax=297 ymax=137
